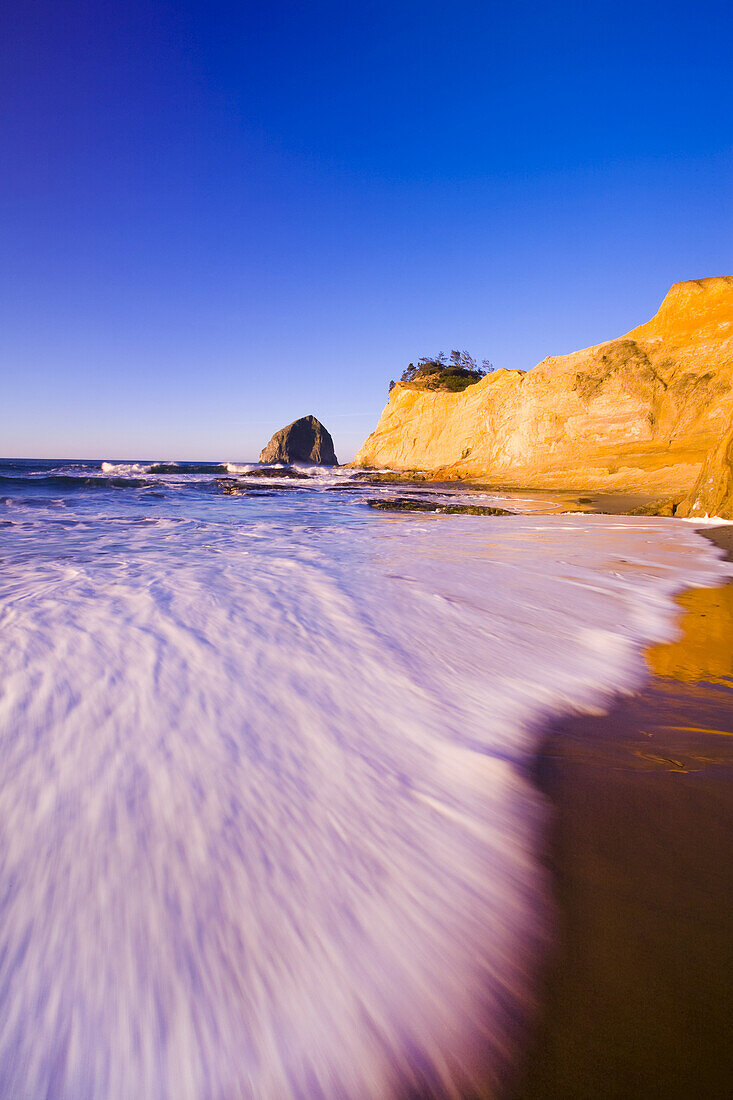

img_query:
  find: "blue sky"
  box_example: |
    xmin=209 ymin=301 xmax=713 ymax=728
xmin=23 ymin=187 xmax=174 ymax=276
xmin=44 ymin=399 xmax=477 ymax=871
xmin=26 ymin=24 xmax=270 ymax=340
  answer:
xmin=2 ymin=0 xmax=731 ymax=460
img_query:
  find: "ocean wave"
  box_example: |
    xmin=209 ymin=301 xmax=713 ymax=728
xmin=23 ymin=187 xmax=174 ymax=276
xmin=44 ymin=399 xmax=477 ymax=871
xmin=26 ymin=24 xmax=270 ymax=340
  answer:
xmin=102 ymin=461 xmax=228 ymax=476
xmin=223 ymin=463 xmax=366 ymax=492
xmin=101 ymin=461 xmax=150 ymax=475
xmin=0 ymin=507 xmax=729 ymax=1097
xmin=227 ymin=462 xmax=265 ymax=474
xmin=150 ymin=462 xmax=227 ymax=474
xmin=0 ymin=473 xmax=157 ymax=490
xmin=225 ymin=461 xmax=295 ymax=475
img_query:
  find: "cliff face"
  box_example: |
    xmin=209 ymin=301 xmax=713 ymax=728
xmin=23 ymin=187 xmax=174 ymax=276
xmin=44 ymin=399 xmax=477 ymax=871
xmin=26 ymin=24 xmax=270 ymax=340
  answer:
xmin=676 ymin=425 xmax=733 ymax=519
xmin=355 ymin=277 xmax=733 ymax=498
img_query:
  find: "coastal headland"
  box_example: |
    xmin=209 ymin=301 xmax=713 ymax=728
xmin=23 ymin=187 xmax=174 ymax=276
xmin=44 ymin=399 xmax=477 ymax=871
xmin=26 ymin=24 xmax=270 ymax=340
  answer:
xmin=355 ymin=277 xmax=733 ymax=518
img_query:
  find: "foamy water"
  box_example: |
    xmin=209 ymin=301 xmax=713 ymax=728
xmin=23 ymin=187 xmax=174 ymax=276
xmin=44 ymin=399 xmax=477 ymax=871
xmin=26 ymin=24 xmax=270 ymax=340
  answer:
xmin=0 ymin=460 xmax=729 ymax=1097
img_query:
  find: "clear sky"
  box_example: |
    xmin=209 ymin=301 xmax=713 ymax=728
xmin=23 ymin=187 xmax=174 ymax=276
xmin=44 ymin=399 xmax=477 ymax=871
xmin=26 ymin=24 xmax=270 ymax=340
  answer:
xmin=2 ymin=0 xmax=731 ymax=460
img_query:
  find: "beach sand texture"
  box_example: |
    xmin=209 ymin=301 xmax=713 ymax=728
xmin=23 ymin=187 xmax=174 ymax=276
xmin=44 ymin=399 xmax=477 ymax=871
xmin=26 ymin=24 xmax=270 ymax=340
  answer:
xmin=515 ymin=526 xmax=733 ymax=1099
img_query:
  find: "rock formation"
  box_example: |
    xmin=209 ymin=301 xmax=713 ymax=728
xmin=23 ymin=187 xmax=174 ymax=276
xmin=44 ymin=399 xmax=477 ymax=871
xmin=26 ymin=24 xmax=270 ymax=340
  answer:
xmin=355 ymin=277 xmax=733 ymax=501
xmin=676 ymin=423 xmax=733 ymax=518
xmin=259 ymin=415 xmax=338 ymax=465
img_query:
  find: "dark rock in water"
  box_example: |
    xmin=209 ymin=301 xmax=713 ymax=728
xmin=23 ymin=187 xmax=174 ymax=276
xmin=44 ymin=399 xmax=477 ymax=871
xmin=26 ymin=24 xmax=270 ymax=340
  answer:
xmin=219 ymin=486 xmax=280 ymax=497
xmin=218 ymin=478 xmax=305 ymax=496
xmin=367 ymin=497 xmax=513 ymax=515
xmin=259 ymin=416 xmax=338 ymax=465
xmin=216 ymin=467 xmax=311 ymax=495
xmin=236 ymin=467 xmax=310 ymax=479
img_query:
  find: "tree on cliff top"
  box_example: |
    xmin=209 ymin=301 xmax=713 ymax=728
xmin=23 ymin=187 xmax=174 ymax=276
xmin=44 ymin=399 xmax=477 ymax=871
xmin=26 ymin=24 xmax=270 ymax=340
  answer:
xmin=397 ymin=351 xmax=495 ymax=393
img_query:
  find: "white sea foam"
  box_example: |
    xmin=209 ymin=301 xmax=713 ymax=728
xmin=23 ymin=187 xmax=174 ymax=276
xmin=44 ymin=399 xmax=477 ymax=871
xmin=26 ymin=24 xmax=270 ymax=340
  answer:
xmin=225 ymin=462 xmax=365 ymax=491
xmin=101 ymin=460 xmax=150 ymax=475
xmin=0 ymin=502 xmax=728 ymax=1098
xmin=226 ymin=461 xmax=267 ymax=474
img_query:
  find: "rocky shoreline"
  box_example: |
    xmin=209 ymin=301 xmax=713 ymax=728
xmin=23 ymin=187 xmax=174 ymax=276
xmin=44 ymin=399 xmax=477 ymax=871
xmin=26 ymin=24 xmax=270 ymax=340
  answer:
xmin=216 ymin=461 xmax=669 ymax=517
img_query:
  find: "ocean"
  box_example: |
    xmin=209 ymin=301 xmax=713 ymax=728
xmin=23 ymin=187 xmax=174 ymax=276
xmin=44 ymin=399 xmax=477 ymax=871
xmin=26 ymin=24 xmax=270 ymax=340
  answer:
xmin=0 ymin=457 xmax=729 ymax=1098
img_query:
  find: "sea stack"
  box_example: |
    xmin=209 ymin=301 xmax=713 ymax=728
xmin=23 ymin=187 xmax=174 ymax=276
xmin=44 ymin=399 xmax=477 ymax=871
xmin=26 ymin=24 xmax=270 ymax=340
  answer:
xmin=259 ymin=415 xmax=338 ymax=465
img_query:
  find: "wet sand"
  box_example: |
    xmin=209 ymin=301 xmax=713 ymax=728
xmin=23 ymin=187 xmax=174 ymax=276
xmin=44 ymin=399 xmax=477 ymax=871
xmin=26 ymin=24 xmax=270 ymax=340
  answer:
xmin=513 ymin=525 xmax=733 ymax=1098
xmin=363 ymin=479 xmax=733 ymax=1095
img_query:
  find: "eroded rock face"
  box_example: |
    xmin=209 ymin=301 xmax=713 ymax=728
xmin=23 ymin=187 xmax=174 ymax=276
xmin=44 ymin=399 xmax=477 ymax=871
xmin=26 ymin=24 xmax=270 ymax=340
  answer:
xmin=355 ymin=277 xmax=733 ymax=498
xmin=259 ymin=415 xmax=338 ymax=465
xmin=677 ymin=424 xmax=733 ymax=519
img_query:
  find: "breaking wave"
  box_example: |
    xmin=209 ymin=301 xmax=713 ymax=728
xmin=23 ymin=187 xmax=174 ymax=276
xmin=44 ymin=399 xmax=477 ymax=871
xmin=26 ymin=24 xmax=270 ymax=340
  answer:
xmin=101 ymin=461 xmax=229 ymax=475
xmin=0 ymin=472 xmax=157 ymax=490
xmin=0 ymin=459 xmax=729 ymax=1097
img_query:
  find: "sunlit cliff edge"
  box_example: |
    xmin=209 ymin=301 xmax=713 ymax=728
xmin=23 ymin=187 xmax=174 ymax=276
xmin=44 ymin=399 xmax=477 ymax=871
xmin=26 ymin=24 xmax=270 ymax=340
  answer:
xmin=355 ymin=277 xmax=733 ymax=515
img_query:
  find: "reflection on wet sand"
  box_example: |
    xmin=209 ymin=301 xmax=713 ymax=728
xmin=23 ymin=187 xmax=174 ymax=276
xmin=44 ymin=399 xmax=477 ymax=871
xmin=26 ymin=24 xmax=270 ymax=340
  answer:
xmin=647 ymin=580 xmax=733 ymax=683
xmin=516 ymin=556 xmax=733 ymax=1098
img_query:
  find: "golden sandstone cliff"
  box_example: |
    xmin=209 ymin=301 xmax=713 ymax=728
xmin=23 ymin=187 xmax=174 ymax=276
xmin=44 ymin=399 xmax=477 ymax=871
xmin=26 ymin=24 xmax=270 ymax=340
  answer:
xmin=355 ymin=277 xmax=733 ymax=515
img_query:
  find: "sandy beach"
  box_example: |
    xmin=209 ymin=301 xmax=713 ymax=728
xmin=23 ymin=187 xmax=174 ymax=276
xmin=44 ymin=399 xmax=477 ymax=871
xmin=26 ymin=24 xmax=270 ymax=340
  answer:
xmin=513 ymin=525 xmax=733 ymax=1098
xmin=5 ymin=0 xmax=731 ymax=1091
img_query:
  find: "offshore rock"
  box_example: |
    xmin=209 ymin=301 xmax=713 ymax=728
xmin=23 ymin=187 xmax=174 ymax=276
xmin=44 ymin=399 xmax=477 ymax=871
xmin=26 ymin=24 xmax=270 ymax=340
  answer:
xmin=355 ymin=277 xmax=733 ymax=498
xmin=259 ymin=415 xmax=338 ymax=465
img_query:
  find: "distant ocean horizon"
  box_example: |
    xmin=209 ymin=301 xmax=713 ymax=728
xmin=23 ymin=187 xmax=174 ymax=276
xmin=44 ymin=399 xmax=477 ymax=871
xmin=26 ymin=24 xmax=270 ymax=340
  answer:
xmin=0 ymin=456 xmax=728 ymax=1097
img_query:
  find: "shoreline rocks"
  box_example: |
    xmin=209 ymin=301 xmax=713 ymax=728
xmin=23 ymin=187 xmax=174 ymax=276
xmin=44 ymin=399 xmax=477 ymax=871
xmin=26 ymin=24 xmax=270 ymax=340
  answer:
xmin=367 ymin=497 xmax=513 ymax=515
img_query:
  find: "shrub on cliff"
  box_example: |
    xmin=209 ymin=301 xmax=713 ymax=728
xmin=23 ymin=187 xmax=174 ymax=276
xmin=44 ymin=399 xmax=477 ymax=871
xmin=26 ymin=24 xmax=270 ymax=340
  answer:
xmin=396 ymin=351 xmax=495 ymax=393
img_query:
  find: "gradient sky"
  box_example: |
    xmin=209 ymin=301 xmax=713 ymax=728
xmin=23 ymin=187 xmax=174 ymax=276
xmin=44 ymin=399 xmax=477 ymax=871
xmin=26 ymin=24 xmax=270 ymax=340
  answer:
xmin=2 ymin=0 xmax=731 ymax=460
